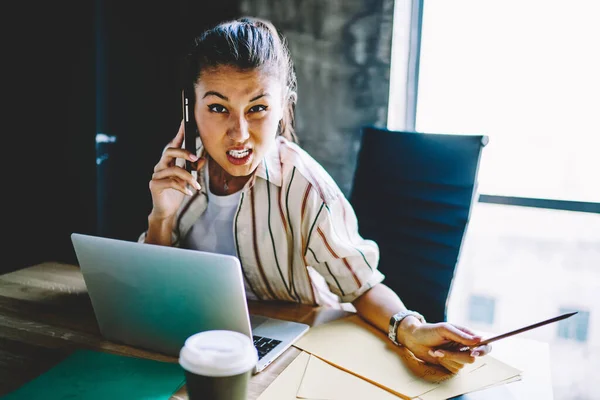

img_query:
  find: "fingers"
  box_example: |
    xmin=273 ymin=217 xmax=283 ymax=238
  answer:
xmin=188 ymin=155 xmax=207 ymax=174
xmin=428 ymin=348 xmax=476 ymax=375
xmin=430 ymin=349 xmax=476 ymax=364
xmin=424 ymin=349 xmax=463 ymax=374
xmin=156 ymin=120 xmax=191 ymax=169
xmin=172 ymin=119 xmax=184 ymax=147
xmin=470 ymin=344 xmax=492 ymax=357
xmin=152 ymin=166 xmax=202 ymax=192
xmin=416 ymin=348 xmax=443 ymax=365
xmin=149 ymin=176 xmax=195 ymax=197
xmin=155 ymin=148 xmax=200 ymax=173
xmin=437 ymin=323 xmax=482 ymax=347
xmin=439 ymin=358 xmax=463 ymax=374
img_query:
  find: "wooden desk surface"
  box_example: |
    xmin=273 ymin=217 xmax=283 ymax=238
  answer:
xmin=0 ymin=262 xmax=351 ymax=399
xmin=0 ymin=262 xmax=553 ymax=399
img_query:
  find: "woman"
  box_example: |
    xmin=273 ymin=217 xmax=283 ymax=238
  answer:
xmin=139 ymin=16 xmax=490 ymax=373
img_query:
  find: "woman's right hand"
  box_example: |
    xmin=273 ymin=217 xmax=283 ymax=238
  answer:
xmin=148 ymin=120 xmax=205 ymax=221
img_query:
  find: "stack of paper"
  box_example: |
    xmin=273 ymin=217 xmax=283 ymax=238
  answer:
xmin=258 ymin=315 xmax=522 ymax=399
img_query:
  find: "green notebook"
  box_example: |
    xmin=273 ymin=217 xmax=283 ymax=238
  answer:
xmin=3 ymin=349 xmax=185 ymax=399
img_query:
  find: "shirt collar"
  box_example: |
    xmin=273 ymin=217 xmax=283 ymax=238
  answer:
xmin=253 ymin=138 xmax=282 ymax=187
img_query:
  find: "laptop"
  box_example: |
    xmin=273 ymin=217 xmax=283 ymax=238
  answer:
xmin=70 ymin=233 xmax=309 ymax=373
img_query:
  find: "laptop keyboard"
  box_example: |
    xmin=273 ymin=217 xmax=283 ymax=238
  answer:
xmin=253 ymin=335 xmax=282 ymax=360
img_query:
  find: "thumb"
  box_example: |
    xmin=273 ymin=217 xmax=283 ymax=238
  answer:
xmin=400 ymin=346 xmax=441 ymax=368
xmin=195 ymin=156 xmax=207 ymax=172
xmin=454 ymin=325 xmax=483 ymax=341
xmin=440 ymin=324 xmax=482 ymax=346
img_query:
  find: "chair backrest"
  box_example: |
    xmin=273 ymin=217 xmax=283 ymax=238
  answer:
xmin=349 ymin=126 xmax=488 ymax=322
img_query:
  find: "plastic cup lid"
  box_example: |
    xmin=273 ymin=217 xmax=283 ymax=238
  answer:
xmin=179 ymin=330 xmax=258 ymax=377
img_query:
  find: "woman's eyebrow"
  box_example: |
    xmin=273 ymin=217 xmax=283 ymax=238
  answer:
xmin=202 ymin=91 xmax=270 ymax=102
xmin=203 ymin=91 xmax=228 ymax=100
xmin=249 ymin=93 xmax=270 ymax=102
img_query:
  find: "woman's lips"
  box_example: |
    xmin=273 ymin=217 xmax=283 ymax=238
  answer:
xmin=226 ymin=149 xmax=253 ymax=165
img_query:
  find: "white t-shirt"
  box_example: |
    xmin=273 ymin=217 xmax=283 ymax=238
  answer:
xmin=183 ymin=165 xmax=259 ymax=300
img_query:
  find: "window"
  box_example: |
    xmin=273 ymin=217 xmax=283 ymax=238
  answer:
xmin=468 ymin=295 xmax=495 ymax=325
xmin=415 ymin=1 xmax=600 ymax=203
xmin=557 ymin=308 xmax=590 ymax=342
xmin=390 ymin=1 xmax=600 ymax=399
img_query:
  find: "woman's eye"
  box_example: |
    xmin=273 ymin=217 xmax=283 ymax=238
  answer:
xmin=248 ymin=105 xmax=268 ymax=113
xmin=208 ymin=104 xmax=227 ymax=113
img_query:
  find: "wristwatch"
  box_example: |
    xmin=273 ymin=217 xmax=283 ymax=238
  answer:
xmin=388 ymin=310 xmax=426 ymax=346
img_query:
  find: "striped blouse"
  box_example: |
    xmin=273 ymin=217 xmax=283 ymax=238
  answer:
xmin=138 ymin=136 xmax=384 ymax=307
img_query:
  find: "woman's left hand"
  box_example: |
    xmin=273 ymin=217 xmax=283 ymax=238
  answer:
xmin=401 ymin=319 xmax=492 ymax=374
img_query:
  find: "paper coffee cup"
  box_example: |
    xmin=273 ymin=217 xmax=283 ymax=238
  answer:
xmin=179 ymin=330 xmax=258 ymax=400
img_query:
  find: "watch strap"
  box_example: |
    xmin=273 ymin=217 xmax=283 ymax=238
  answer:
xmin=388 ymin=310 xmax=426 ymax=346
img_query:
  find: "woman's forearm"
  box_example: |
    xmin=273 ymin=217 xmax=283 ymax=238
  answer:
xmin=144 ymin=213 xmax=176 ymax=245
xmin=352 ymin=283 xmax=421 ymax=345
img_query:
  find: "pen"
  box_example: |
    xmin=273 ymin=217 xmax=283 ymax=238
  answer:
xmin=444 ymin=311 xmax=578 ymax=352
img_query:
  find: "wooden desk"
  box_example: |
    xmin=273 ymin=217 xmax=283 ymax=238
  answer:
xmin=0 ymin=263 xmax=553 ymax=399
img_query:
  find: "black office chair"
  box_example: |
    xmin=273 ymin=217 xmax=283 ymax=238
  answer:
xmin=349 ymin=126 xmax=488 ymax=323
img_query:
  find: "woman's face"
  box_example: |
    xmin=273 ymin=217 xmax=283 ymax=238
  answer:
xmin=194 ymin=65 xmax=284 ymax=178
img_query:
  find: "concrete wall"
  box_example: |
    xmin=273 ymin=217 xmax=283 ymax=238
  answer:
xmin=240 ymin=0 xmax=395 ymax=196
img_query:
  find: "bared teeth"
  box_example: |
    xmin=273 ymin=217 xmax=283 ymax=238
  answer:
xmin=228 ymin=149 xmax=251 ymax=158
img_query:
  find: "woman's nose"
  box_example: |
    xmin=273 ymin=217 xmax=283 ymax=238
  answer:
xmin=227 ymin=113 xmax=250 ymax=142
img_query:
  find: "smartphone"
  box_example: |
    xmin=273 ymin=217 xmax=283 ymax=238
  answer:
xmin=181 ymin=86 xmax=198 ymax=173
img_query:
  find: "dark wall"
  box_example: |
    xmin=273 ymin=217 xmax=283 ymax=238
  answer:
xmin=4 ymin=0 xmax=240 ymax=274
xmin=6 ymin=0 xmax=95 ymax=273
